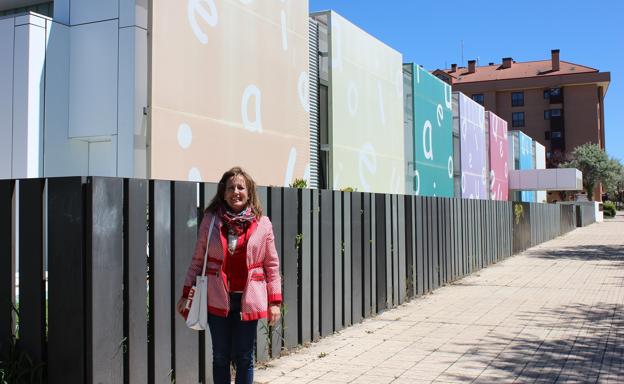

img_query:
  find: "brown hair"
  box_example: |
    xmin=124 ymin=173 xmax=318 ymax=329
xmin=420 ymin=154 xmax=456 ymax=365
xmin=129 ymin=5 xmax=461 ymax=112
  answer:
xmin=206 ymin=166 xmax=263 ymax=217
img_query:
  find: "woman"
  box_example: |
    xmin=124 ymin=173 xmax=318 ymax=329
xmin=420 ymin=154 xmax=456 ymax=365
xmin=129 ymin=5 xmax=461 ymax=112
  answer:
xmin=177 ymin=167 xmax=282 ymax=384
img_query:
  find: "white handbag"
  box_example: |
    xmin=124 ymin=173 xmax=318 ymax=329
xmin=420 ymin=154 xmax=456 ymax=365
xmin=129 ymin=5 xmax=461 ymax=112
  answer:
xmin=185 ymin=215 xmax=216 ymax=331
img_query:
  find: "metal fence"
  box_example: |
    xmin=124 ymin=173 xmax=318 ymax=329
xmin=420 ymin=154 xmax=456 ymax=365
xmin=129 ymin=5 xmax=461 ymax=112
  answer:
xmin=0 ymin=177 xmax=583 ymax=383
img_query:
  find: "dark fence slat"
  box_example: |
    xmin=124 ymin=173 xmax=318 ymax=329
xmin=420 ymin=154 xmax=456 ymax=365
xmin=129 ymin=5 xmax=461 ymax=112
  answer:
xmin=312 ymin=190 xmax=320 ymax=340
xmin=148 ymin=180 xmax=172 ymax=384
xmin=415 ymin=197 xmax=424 ymax=296
xmin=282 ymin=188 xmax=299 ymax=348
xmin=391 ymin=195 xmax=399 ymax=304
xmin=268 ymin=187 xmax=283 ymax=356
xmin=443 ymin=199 xmax=449 ymax=285
xmin=375 ymin=194 xmax=387 ymax=312
xmin=453 ymin=198 xmax=459 ymax=279
xmin=88 ymin=177 xmax=124 ymax=384
xmin=433 ymin=198 xmax=440 ymax=290
xmin=125 ymin=179 xmax=148 ymax=384
xmin=362 ymin=193 xmax=372 ymax=317
xmin=351 ymin=192 xmax=363 ymax=323
xmin=343 ymin=193 xmax=352 ymax=326
xmin=397 ymin=196 xmax=406 ymax=304
xmin=319 ymin=189 xmax=333 ymax=336
xmin=300 ymin=189 xmax=312 ymax=344
xmin=425 ymin=197 xmax=433 ymax=293
xmin=405 ymin=197 xmax=414 ymax=298
xmin=333 ymin=191 xmax=343 ymax=331
xmin=48 ymin=177 xmax=85 ymax=384
xmin=370 ymin=195 xmax=377 ymax=313
xmin=0 ymin=180 xmax=14 ymax=359
xmin=173 ymin=181 xmax=199 ymax=384
xmin=385 ymin=195 xmax=392 ymax=305
xmin=18 ymin=179 xmax=45 ymax=366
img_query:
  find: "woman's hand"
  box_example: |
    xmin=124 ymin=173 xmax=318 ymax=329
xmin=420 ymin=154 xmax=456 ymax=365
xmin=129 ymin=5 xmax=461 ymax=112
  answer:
xmin=268 ymin=304 xmax=281 ymax=326
xmin=176 ymin=297 xmax=188 ymax=317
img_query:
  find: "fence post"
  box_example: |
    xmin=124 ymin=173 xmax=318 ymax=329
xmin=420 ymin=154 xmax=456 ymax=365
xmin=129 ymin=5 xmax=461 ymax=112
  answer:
xmin=319 ymin=189 xmax=333 ymax=335
xmin=332 ymin=191 xmax=343 ymax=331
xmin=18 ymin=179 xmax=46 ymax=367
xmin=343 ymin=193 xmax=352 ymax=326
xmin=0 ymin=180 xmax=14 ymax=360
xmin=351 ymin=192 xmax=363 ymax=323
xmin=48 ymin=177 xmax=86 ymax=383
xmin=87 ymin=177 xmax=124 ymax=384
xmin=282 ymin=188 xmax=299 ymax=348
xmin=125 ymin=179 xmax=148 ymax=384
xmin=299 ymin=188 xmax=312 ymax=345
xmin=268 ymin=187 xmax=284 ymax=356
xmin=148 ymin=180 xmax=173 ymax=383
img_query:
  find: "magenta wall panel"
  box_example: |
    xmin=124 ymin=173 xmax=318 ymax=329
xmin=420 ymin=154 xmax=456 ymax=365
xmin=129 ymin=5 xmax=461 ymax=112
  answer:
xmin=488 ymin=112 xmax=509 ymax=200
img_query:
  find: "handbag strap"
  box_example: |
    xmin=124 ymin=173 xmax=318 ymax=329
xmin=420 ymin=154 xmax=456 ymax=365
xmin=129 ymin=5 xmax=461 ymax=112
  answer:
xmin=200 ymin=215 xmax=216 ymax=277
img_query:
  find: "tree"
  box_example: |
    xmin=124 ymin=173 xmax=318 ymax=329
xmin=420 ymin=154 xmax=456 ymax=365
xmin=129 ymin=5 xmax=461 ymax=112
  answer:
xmin=560 ymin=143 xmax=621 ymax=201
xmin=605 ymin=160 xmax=624 ymax=204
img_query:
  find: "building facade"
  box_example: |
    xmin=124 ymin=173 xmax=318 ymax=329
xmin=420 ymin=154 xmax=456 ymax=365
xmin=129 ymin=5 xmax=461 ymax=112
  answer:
xmin=0 ymin=0 xmax=313 ymax=188
xmin=433 ymin=50 xmax=610 ymax=173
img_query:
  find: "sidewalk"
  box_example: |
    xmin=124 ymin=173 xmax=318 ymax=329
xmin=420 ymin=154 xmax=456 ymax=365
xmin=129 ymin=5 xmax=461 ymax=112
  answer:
xmin=255 ymin=212 xmax=624 ymax=383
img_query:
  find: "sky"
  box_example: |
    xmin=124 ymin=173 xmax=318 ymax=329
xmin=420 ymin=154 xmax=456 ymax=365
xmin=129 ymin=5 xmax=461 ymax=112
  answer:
xmin=309 ymin=0 xmax=624 ymax=162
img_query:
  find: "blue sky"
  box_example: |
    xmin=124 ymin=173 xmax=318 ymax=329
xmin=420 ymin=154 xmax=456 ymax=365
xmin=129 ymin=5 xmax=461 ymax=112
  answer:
xmin=309 ymin=0 xmax=624 ymax=162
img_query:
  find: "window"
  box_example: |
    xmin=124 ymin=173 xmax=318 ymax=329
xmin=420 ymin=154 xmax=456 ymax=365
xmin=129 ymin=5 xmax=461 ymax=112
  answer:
xmin=0 ymin=2 xmax=53 ymax=17
xmin=543 ymin=90 xmax=550 ymax=99
xmin=545 ymin=131 xmax=551 ymax=140
xmin=512 ymin=112 xmax=525 ymax=127
xmin=511 ymin=92 xmax=524 ymax=107
xmin=551 ymin=131 xmax=562 ymax=139
xmin=471 ymin=94 xmax=484 ymax=105
xmin=545 ymin=109 xmax=562 ymax=119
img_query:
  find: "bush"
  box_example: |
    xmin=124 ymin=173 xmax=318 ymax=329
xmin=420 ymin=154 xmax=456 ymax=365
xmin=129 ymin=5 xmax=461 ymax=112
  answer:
xmin=603 ymin=200 xmax=616 ymax=218
xmin=289 ymin=178 xmax=307 ymax=189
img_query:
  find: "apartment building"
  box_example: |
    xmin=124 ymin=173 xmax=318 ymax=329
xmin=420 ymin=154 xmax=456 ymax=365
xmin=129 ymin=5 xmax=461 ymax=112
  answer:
xmin=433 ymin=50 xmax=610 ymax=168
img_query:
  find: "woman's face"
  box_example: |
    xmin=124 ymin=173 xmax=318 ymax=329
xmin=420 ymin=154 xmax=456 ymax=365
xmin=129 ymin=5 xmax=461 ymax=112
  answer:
xmin=224 ymin=175 xmax=249 ymax=213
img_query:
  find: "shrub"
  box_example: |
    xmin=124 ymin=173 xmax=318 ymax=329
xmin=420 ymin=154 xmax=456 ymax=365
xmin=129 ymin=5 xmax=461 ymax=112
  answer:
xmin=289 ymin=178 xmax=307 ymax=189
xmin=603 ymin=200 xmax=616 ymax=218
xmin=340 ymin=187 xmax=357 ymax=192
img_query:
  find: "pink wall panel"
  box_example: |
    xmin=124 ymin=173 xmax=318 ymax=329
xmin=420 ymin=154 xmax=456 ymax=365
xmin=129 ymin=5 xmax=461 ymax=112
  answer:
xmin=488 ymin=112 xmax=509 ymax=200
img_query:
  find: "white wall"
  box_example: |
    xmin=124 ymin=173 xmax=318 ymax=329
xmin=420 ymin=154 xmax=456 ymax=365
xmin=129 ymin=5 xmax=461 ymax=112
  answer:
xmin=118 ymin=26 xmax=148 ymax=178
xmin=69 ymin=0 xmax=119 ymax=25
xmin=88 ymin=139 xmax=117 ymax=176
xmin=0 ymin=18 xmax=15 ymax=178
xmin=534 ymin=141 xmax=546 ymax=203
xmin=43 ymin=19 xmax=89 ymax=176
xmin=1 ymin=0 xmax=149 ymax=179
xmin=12 ymin=14 xmax=47 ymax=178
xmin=68 ymin=19 xmax=119 ymax=139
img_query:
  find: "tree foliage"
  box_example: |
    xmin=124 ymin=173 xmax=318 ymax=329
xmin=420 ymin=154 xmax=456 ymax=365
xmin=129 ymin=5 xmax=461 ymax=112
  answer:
xmin=560 ymin=143 xmax=622 ymax=201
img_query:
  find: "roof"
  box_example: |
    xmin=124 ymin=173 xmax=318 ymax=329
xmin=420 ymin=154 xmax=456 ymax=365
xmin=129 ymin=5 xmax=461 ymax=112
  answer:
xmin=435 ymin=60 xmax=599 ymax=84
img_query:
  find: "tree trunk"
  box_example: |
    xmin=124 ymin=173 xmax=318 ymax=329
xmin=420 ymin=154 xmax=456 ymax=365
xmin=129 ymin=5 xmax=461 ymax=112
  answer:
xmin=585 ymin=183 xmax=595 ymax=201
